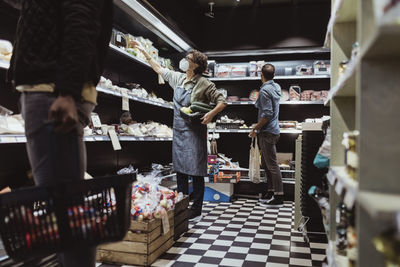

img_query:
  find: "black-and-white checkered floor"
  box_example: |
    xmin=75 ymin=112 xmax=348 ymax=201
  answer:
xmin=98 ymin=198 xmax=327 ymax=267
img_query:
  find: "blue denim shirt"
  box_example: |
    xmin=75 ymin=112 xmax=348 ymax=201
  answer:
xmin=255 ymin=80 xmax=281 ymax=135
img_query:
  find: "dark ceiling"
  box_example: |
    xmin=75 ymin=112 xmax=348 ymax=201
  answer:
xmin=141 ymin=0 xmax=331 ymax=52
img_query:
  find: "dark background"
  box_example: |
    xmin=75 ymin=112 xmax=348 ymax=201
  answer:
xmin=142 ymin=0 xmax=331 ymax=52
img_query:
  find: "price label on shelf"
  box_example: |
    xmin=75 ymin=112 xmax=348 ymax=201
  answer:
xmin=108 ymin=129 xmax=121 ymax=151
xmin=335 ymin=180 xmax=344 ymax=195
xmin=94 ymin=136 xmax=105 ymax=141
xmin=91 ymin=113 xmax=102 ymax=128
xmin=327 ymin=170 xmax=336 ymax=185
xmin=344 ymin=189 xmax=356 ymax=209
xmin=0 ymin=136 xmax=16 ymax=143
xmin=15 ymin=136 xmax=27 ymax=143
xmin=122 ymin=96 xmax=129 ymax=111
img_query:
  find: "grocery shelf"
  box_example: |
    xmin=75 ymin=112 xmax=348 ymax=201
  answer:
xmin=0 ymin=61 xmax=10 ymax=70
xmin=226 ymin=100 xmax=325 ymax=106
xmin=239 ymin=177 xmax=295 ymax=184
xmin=357 ymin=191 xmax=400 ymax=220
xmin=327 ymin=166 xmax=358 ymax=208
xmin=209 ymin=129 xmax=302 ymax=134
xmin=85 ymin=135 xmax=172 ymax=142
xmin=209 ymin=75 xmax=330 ymax=82
xmin=108 ymin=43 xmax=151 ymax=69
xmin=361 ymin=8 xmax=400 ymax=60
xmin=96 ymin=87 xmax=173 ymax=109
xmin=0 ymin=135 xmax=26 ymax=143
xmin=323 ymin=0 xmax=357 ymax=47
xmin=219 ymin=167 xmax=295 ymax=173
xmin=0 ymin=134 xmax=172 ymax=144
xmin=324 ymin=59 xmax=358 ymax=105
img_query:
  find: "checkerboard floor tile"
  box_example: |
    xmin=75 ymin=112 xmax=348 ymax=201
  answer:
xmin=97 ymin=199 xmax=327 ymax=267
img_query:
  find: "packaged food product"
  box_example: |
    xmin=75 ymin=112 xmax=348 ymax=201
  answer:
xmin=339 ymin=61 xmax=349 ymax=80
xmin=227 ymin=96 xmax=239 ymax=102
xmin=321 ymin=90 xmax=329 ymax=101
xmin=218 ymin=88 xmax=227 ymax=99
xmin=256 ymin=61 xmax=265 ymax=77
xmin=0 ymin=39 xmax=13 ymax=63
xmin=130 ymin=169 xmax=184 ymax=221
xmin=114 ymin=31 xmax=127 ymax=48
xmin=342 ymin=131 xmax=359 ymax=180
xmin=300 ymin=90 xmax=314 ymax=101
xmin=311 ymin=91 xmax=322 ymax=101
xmin=249 ymin=61 xmax=257 ymax=77
xmin=230 ymin=65 xmax=247 ymax=77
xmin=313 ymin=60 xmax=331 ymax=75
xmin=279 ymin=121 xmax=297 ymax=129
xmin=215 ymin=65 xmax=231 ymax=78
xmin=207 ymin=60 xmax=216 ymax=77
xmin=280 ymin=90 xmax=290 ymax=102
xmin=296 ymin=65 xmax=313 ymax=76
xmin=249 ymin=90 xmax=259 ymax=101
xmin=289 ymin=85 xmax=301 ymax=101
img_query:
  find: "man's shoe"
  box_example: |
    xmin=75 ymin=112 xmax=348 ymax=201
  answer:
xmin=260 ymin=195 xmax=284 ymax=207
xmin=259 ymin=191 xmax=274 ymax=203
xmin=266 ymin=195 xmax=284 ymax=207
xmin=189 ymin=210 xmax=202 ymax=222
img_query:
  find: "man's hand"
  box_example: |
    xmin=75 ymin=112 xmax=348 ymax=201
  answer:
xmin=249 ymin=129 xmax=257 ymax=138
xmin=201 ymin=111 xmax=215 ymax=125
xmin=49 ymin=95 xmax=79 ymax=133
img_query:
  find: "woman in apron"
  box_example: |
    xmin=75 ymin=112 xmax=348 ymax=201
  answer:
xmin=131 ymin=41 xmax=227 ymax=221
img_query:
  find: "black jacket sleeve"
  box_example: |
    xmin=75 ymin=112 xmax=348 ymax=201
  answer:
xmin=55 ymin=0 xmax=105 ymax=100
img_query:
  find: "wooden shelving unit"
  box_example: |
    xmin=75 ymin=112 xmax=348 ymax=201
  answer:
xmin=326 ymin=0 xmax=400 ymax=266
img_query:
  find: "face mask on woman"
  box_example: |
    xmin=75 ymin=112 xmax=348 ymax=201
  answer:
xmin=179 ymin=58 xmax=190 ymax=72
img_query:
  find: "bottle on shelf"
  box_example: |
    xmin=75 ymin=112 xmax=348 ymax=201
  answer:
xmin=308 ymin=186 xmax=330 ymax=234
xmin=336 ymin=202 xmax=349 ymax=255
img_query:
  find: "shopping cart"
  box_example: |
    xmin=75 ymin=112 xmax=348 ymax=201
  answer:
xmin=0 ymin=173 xmax=135 ymax=260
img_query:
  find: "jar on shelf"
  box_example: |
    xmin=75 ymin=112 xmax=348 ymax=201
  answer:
xmin=338 ymin=60 xmax=349 ymax=80
xmin=342 ymin=131 xmax=359 ymax=180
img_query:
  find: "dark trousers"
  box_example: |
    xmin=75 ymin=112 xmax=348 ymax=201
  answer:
xmin=258 ymin=132 xmax=284 ymax=195
xmin=20 ymin=92 xmax=96 ymax=267
xmin=177 ymin=172 xmax=204 ymax=212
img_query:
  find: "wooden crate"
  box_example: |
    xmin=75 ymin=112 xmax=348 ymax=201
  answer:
xmin=97 ymin=210 xmax=174 ymax=266
xmin=174 ymin=196 xmax=190 ymax=241
xmin=174 ymin=195 xmax=189 ymax=216
xmin=174 ymin=208 xmax=189 ymax=241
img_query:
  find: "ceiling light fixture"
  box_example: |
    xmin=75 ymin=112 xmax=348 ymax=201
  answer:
xmin=205 ymin=2 xmax=215 ymax=19
xmin=116 ymin=0 xmax=192 ymax=52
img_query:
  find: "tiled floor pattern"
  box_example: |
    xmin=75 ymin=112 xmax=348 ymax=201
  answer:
xmin=98 ymin=199 xmax=328 ymax=267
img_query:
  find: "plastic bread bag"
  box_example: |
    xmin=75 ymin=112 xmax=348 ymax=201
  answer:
xmin=117 ymin=165 xmax=136 ymax=175
xmin=0 ymin=39 xmax=13 ymax=62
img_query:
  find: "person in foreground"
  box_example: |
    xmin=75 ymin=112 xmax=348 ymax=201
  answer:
xmin=249 ymin=64 xmax=284 ymax=207
xmin=8 ymin=0 xmax=113 ymax=265
xmin=132 ymin=41 xmax=227 ymax=221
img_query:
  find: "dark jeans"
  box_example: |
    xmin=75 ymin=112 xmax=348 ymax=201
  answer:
xmin=20 ymin=92 xmax=96 ymax=267
xmin=258 ymin=132 xmax=284 ymax=195
xmin=177 ymin=172 xmax=204 ymax=213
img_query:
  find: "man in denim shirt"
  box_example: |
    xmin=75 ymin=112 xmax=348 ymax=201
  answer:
xmin=249 ymin=64 xmax=284 ymax=206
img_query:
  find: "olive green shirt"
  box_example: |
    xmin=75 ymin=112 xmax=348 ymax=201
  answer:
xmin=162 ymin=69 xmax=226 ymax=105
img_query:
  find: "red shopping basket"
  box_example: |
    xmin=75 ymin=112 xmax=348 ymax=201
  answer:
xmin=0 ymin=173 xmax=135 ymax=260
